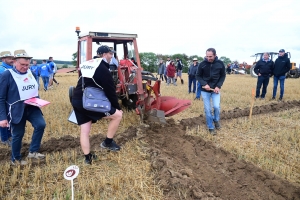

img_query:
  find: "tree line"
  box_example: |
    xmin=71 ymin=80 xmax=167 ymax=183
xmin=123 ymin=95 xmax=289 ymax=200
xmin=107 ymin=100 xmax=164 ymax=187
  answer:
xmin=139 ymin=52 xmax=232 ymax=73
xmin=71 ymin=52 xmax=232 ymax=73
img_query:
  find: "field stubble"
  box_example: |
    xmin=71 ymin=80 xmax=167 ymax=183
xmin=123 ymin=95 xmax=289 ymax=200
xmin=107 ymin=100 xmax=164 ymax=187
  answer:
xmin=0 ymin=73 xmax=299 ymax=199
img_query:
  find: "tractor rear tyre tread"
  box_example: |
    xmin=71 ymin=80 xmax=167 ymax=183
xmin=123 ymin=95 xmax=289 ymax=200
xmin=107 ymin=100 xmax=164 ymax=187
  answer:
xmin=69 ymin=86 xmax=74 ymax=103
xmin=250 ymin=65 xmax=258 ymax=78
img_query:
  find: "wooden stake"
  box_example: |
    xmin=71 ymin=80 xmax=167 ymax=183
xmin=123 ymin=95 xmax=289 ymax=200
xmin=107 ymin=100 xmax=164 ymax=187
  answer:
xmin=249 ymin=88 xmax=255 ymax=119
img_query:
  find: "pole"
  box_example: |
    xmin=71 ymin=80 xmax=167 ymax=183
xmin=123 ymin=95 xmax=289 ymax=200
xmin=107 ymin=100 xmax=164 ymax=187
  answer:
xmin=71 ymin=179 xmax=74 ymax=200
xmin=249 ymin=88 xmax=255 ymax=119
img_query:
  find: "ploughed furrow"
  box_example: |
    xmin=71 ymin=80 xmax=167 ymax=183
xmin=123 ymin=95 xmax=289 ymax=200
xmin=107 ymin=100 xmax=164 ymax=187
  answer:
xmin=140 ymin=119 xmax=300 ymax=200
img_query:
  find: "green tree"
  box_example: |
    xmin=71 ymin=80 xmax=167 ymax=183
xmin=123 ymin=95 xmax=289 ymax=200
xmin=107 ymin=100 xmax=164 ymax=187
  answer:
xmin=171 ymin=53 xmax=189 ymax=73
xmin=219 ymin=56 xmax=232 ymax=66
xmin=139 ymin=52 xmax=158 ymax=72
xmin=72 ymin=52 xmax=77 ymax=66
xmin=62 ymin=64 xmax=68 ymax=68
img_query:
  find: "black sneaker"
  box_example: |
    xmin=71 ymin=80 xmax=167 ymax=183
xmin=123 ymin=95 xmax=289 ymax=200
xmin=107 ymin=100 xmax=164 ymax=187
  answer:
xmin=214 ymin=121 xmax=221 ymax=130
xmin=100 ymin=140 xmax=121 ymax=152
xmin=271 ymin=97 xmax=276 ymax=100
xmin=278 ymin=97 xmax=283 ymax=101
xmin=181 ymin=79 xmax=184 ymax=84
xmin=84 ymin=153 xmax=97 ymax=165
xmin=209 ymin=129 xmax=216 ymax=135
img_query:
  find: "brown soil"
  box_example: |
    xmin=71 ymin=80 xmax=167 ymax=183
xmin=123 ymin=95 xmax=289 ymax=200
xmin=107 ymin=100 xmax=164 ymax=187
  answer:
xmin=140 ymin=119 xmax=300 ymax=200
xmin=1 ymin=100 xmax=300 ymax=199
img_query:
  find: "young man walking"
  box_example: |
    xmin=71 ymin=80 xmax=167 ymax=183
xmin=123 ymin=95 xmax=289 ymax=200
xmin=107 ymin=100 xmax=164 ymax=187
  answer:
xmin=196 ymin=48 xmax=226 ymax=135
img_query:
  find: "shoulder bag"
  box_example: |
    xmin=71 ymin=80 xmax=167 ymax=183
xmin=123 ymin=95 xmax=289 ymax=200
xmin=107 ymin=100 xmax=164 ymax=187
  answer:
xmin=82 ymin=76 xmax=111 ymax=113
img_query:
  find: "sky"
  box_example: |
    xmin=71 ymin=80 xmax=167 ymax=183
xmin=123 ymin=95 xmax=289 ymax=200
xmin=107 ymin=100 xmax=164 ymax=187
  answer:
xmin=1 ymin=0 xmax=300 ymax=66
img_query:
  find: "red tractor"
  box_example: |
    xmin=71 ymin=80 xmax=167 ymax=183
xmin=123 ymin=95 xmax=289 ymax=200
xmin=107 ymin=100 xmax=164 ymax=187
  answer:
xmin=70 ymin=28 xmax=191 ymax=123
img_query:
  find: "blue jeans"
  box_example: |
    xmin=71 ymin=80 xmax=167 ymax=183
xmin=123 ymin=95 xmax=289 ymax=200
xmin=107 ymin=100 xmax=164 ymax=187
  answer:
xmin=256 ymin=76 xmax=270 ymax=98
xmin=273 ymin=75 xmax=285 ymax=98
xmin=167 ymin=77 xmax=176 ymax=85
xmin=0 ymin=127 xmax=11 ymax=142
xmin=196 ymin=81 xmax=201 ymax=98
xmin=36 ymin=76 xmax=40 ymax=89
xmin=11 ymin=106 xmax=46 ymax=161
xmin=188 ymin=76 xmax=196 ymax=93
xmin=41 ymin=76 xmax=49 ymax=90
xmin=201 ymin=91 xmax=220 ymax=129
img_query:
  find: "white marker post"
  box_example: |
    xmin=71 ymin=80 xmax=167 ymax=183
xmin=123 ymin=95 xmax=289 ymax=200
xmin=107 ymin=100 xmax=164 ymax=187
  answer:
xmin=63 ymin=165 xmax=80 ymax=200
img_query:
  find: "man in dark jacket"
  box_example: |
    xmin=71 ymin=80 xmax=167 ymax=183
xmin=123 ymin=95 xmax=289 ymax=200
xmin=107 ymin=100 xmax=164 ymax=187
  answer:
xmin=0 ymin=50 xmax=46 ymax=165
xmin=272 ymin=49 xmax=291 ymax=101
xmin=188 ymin=58 xmax=198 ymax=93
xmin=175 ymin=57 xmax=184 ymax=84
xmin=196 ymin=48 xmax=226 ymax=135
xmin=254 ymin=52 xmax=274 ymax=99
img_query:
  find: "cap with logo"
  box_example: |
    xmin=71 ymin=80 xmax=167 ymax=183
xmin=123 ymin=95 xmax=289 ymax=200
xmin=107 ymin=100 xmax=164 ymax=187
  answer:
xmin=13 ymin=49 xmax=33 ymax=59
xmin=97 ymin=45 xmax=116 ymax=55
xmin=279 ymin=49 xmax=285 ymax=52
xmin=0 ymin=51 xmax=14 ymax=58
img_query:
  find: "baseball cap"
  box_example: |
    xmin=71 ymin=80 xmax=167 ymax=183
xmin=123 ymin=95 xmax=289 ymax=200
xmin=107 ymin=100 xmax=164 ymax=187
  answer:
xmin=193 ymin=58 xmax=198 ymax=61
xmin=97 ymin=45 xmax=116 ymax=55
xmin=279 ymin=49 xmax=285 ymax=52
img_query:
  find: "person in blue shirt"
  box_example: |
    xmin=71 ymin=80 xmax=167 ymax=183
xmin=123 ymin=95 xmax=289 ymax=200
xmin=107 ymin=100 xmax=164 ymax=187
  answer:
xmin=30 ymin=60 xmax=40 ymax=89
xmin=0 ymin=51 xmax=14 ymax=146
xmin=38 ymin=60 xmax=53 ymax=91
xmin=0 ymin=51 xmax=14 ymax=73
xmin=47 ymin=57 xmax=59 ymax=87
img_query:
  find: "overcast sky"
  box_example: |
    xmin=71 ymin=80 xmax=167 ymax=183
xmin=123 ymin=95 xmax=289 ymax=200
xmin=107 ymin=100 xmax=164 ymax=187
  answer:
xmin=1 ymin=0 xmax=300 ymax=65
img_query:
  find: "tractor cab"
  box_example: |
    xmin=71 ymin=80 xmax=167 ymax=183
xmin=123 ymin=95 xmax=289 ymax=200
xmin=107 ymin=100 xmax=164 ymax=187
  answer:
xmin=251 ymin=52 xmax=281 ymax=63
xmin=75 ymin=29 xmax=140 ymax=69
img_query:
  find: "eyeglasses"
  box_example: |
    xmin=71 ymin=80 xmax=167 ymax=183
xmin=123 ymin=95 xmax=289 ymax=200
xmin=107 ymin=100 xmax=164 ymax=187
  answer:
xmin=17 ymin=61 xmax=30 ymax=67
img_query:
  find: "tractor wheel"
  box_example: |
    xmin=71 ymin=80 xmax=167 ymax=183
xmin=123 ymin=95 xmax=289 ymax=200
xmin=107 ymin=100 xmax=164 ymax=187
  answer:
xmin=122 ymin=94 xmax=138 ymax=110
xmin=69 ymin=86 xmax=74 ymax=103
xmin=250 ymin=65 xmax=258 ymax=78
xmin=288 ymin=70 xmax=299 ymax=78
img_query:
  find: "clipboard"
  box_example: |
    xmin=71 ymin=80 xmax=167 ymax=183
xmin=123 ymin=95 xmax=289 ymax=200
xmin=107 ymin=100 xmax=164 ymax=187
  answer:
xmin=24 ymin=98 xmax=50 ymax=107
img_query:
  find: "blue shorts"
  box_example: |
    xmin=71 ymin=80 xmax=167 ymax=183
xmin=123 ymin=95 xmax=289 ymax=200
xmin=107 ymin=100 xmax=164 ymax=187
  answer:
xmin=177 ymin=70 xmax=182 ymax=77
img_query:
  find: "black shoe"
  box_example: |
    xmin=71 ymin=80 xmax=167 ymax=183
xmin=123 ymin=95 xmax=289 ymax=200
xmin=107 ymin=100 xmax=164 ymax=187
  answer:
xmin=194 ymin=97 xmax=200 ymax=100
xmin=271 ymin=97 xmax=276 ymax=100
xmin=279 ymin=97 xmax=283 ymax=101
xmin=260 ymin=97 xmax=265 ymax=100
xmin=214 ymin=121 xmax=221 ymax=130
xmin=84 ymin=153 xmax=97 ymax=165
xmin=181 ymin=79 xmax=184 ymax=84
xmin=209 ymin=129 xmax=216 ymax=135
xmin=100 ymin=140 xmax=121 ymax=152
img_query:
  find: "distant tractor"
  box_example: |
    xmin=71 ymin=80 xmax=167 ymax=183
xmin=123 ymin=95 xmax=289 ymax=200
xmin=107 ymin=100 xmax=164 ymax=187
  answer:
xmin=250 ymin=52 xmax=298 ymax=78
xmin=286 ymin=62 xmax=300 ymax=78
